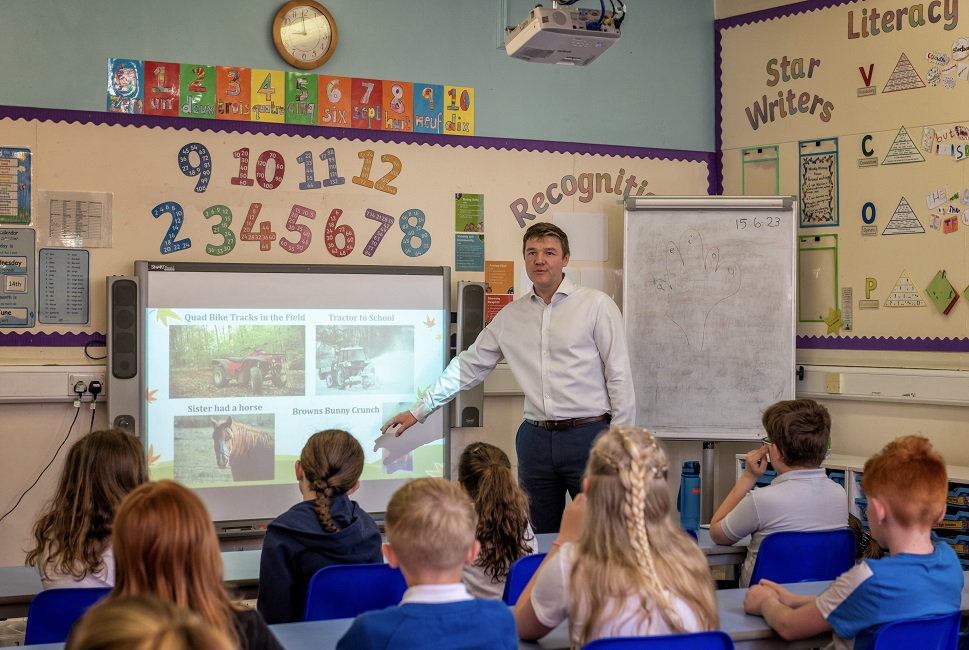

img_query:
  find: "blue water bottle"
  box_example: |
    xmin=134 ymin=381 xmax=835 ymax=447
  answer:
xmin=678 ymin=461 xmax=701 ymax=531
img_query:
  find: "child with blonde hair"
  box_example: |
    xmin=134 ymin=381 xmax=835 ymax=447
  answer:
xmin=745 ymin=435 xmax=963 ymax=648
xmin=515 ymin=425 xmax=718 ymax=647
xmin=110 ymin=481 xmax=281 ymax=650
xmin=26 ymin=429 xmax=149 ymax=588
xmin=67 ymin=596 xmax=235 ymax=650
xmin=457 ymin=441 xmax=537 ymax=599
xmin=337 ymin=478 xmax=517 ymax=650
xmin=258 ymin=429 xmax=382 ymax=623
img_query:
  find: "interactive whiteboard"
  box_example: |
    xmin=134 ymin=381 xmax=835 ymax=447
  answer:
xmin=623 ymin=196 xmax=796 ymax=441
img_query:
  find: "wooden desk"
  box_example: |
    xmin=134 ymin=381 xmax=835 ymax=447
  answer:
xmin=0 ymin=551 xmax=262 ymax=619
xmin=0 ymin=566 xmax=42 ymax=619
xmin=536 ymin=530 xmax=747 ymax=567
xmin=3 ymin=534 xmax=744 ymax=621
xmin=270 ymin=616 xmax=572 ymax=650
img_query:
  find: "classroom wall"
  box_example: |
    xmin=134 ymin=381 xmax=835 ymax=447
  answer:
xmin=0 ymin=1 xmax=718 ymax=566
xmin=717 ymin=0 xmax=969 ymax=495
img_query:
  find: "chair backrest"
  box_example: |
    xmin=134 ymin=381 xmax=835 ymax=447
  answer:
xmin=683 ymin=528 xmax=699 ymax=541
xmin=24 ymin=587 xmax=112 ymax=645
xmin=501 ymin=552 xmax=546 ymax=605
xmin=868 ymin=611 xmax=961 ymax=650
xmin=748 ymin=528 xmax=855 ymax=585
xmin=581 ymin=630 xmax=734 ymax=649
xmin=303 ymin=563 xmax=408 ymax=621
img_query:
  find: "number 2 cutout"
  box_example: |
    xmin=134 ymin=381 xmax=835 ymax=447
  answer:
xmin=152 ymin=201 xmax=192 ymax=255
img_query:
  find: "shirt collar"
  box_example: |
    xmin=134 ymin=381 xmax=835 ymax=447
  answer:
xmin=528 ymin=274 xmax=576 ymax=303
xmin=400 ymin=582 xmax=474 ymax=605
xmin=771 ymin=468 xmax=828 ymax=484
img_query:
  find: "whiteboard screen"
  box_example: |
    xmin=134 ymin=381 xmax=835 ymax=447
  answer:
xmin=623 ymin=197 xmax=796 ymax=440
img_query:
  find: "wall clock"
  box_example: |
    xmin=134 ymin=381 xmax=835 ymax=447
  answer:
xmin=272 ymin=0 xmax=338 ymax=70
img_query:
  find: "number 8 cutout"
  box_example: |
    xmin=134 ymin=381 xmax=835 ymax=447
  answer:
xmin=399 ymin=209 xmax=431 ymax=257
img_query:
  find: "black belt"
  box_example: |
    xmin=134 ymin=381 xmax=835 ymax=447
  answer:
xmin=524 ymin=415 xmax=610 ymax=431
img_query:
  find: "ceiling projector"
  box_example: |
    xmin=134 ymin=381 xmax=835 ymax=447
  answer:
xmin=505 ymin=6 xmax=621 ymax=66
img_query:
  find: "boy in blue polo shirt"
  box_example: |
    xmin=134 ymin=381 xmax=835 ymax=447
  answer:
xmin=743 ymin=435 xmax=963 ymax=649
xmin=336 ymin=478 xmax=517 ymax=650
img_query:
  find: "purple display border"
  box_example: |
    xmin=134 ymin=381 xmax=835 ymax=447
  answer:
xmin=0 ymin=104 xmax=715 ymax=348
xmin=713 ymin=0 xmax=859 ymax=193
xmin=715 ymin=2 xmax=968 ymax=354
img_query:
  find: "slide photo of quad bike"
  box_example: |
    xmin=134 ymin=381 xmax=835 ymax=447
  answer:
xmin=315 ymin=324 xmax=415 ymax=395
xmin=168 ymin=324 xmax=305 ymax=398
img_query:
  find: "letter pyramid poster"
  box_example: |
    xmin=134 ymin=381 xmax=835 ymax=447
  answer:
xmin=883 ymin=54 xmax=925 ymax=93
xmin=881 ymin=127 xmax=925 ymax=165
xmin=884 ymin=269 xmax=926 ymax=307
xmin=882 ymin=197 xmax=925 ymax=235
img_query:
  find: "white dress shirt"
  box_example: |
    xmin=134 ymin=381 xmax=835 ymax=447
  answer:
xmin=400 ymin=582 xmax=475 ymax=604
xmin=411 ymin=276 xmax=635 ymax=425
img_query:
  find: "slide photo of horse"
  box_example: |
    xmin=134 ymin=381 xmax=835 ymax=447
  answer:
xmin=173 ymin=414 xmax=277 ymax=484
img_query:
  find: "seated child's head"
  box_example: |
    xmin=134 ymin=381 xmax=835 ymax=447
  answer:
xmin=27 ymin=428 xmax=148 ymax=576
xmin=384 ymin=478 xmax=478 ymax=580
xmin=457 ymin=441 xmax=532 ymax=581
xmin=68 ymin=595 xmax=234 ymax=650
xmin=762 ymin=399 xmax=831 ymax=468
xmin=299 ymin=429 xmax=365 ymax=532
xmin=861 ymin=435 xmax=947 ymax=530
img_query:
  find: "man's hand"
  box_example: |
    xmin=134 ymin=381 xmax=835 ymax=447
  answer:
xmin=744 ymin=584 xmax=777 ymax=616
xmin=380 ymin=411 xmax=417 ymax=438
xmin=743 ymin=444 xmax=771 ymax=479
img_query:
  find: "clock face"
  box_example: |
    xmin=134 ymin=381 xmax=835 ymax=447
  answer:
xmin=273 ymin=1 xmax=337 ymax=69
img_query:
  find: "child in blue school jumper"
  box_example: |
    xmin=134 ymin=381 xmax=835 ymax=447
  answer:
xmin=744 ymin=435 xmax=963 ymax=649
xmin=336 ymin=478 xmax=517 ymax=650
xmin=257 ymin=429 xmax=383 ymax=624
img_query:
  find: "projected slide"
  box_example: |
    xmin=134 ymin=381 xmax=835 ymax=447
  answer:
xmin=126 ymin=261 xmax=451 ymax=520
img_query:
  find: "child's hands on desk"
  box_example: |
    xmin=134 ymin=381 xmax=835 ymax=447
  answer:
xmin=743 ymin=583 xmax=777 ymax=616
xmin=743 ymin=445 xmax=771 ymax=479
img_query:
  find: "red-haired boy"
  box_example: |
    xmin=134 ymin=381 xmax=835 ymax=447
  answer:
xmin=744 ymin=435 xmax=963 ymax=648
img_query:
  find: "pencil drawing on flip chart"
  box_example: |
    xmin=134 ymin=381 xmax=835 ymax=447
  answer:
xmin=655 ymin=229 xmax=741 ymax=351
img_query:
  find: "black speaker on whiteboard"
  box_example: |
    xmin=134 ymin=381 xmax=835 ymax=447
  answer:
xmin=452 ymin=281 xmax=486 ymax=427
xmin=107 ymin=276 xmax=141 ymax=437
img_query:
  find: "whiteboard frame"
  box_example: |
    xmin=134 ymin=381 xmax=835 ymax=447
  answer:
xmin=622 ymin=195 xmax=797 ymax=441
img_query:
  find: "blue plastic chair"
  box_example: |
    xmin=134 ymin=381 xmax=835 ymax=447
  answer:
xmin=581 ymin=630 xmax=734 ymax=649
xmin=683 ymin=528 xmax=699 ymax=541
xmin=748 ymin=528 xmax=855 ymax=585
xmin=868 ymin=611 xmax=961 ymax=650
xmin=303 ymin=563 xmax=407 ymax=621
xmin=24 ymin=586 xmax=111 ymax=644
xmin=501 ymin=552 xmax=546 ymax=605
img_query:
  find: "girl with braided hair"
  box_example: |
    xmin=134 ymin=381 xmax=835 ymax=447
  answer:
xmin=257 ymin=429 xmax=382 ymax=624
xmin=514 ymin=425 xmax=718 ymax=647
xmin=458 ymin=441 xmax=538 ymax=599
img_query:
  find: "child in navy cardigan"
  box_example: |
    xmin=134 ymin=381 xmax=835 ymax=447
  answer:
xmin=257 ymin=429 xmax=383 ymax=624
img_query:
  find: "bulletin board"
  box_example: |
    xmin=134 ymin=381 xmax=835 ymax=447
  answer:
xmin=0 ymin=105 xmax=713 ymax=353
xmin=717 ymin=0 xmax=969 ymax=356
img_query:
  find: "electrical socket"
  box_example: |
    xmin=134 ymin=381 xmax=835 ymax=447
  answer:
xmin=824 ymin=373 xmax=844 ymax=394
xmin=68 ymin=372 xmax=107 ymax=398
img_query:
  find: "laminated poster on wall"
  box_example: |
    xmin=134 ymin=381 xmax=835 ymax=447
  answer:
xmin=798 ymin=138 xmax=839 ymax=228
xmin=454 ymin=193 xmax=483 ymax=233
xmin=38 ymin=247 xmax=89 ymax=325
xmin=0 ymin=147 xmax=30 ymax=225
xmin=0 ymin=227 xmax=35 ymax=328
xmin=454 ymin=233 xmax=484 ymax=272
xmin=884 ymin=270 xmax=926 ymax=308
xmin=881 ymin=126 xmax=925 ymax=165
xmin=797 ymin=234 xmax=838 ymax=323
xmin=484 ymin=260 xmax=514 ymax=324
xmin=925 ymin=271 xmax=960 ymax=315
xmin=741 ymin=146 xmax=779 ymax=195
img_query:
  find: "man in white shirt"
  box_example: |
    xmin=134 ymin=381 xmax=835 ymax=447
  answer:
xmin=381 ymin=222 xmax=635 ymax=532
